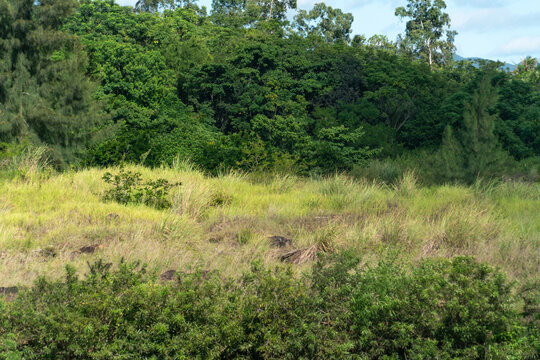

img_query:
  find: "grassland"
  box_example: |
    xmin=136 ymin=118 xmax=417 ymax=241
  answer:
xmin=0 ymin=164 xmax=539 ymax=287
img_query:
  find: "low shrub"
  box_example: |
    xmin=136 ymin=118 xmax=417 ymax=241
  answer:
xmin=102 ymin=170 xmax=181 ymax=210
xmin=0 ymin=254 xmax=537 ymax=359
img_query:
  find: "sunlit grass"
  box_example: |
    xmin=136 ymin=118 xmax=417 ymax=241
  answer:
xmin=0 ymin=165 xmax=538 ymax=286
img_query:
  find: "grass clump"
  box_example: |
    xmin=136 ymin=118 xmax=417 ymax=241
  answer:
xmin=0 ymin=145 xmax=53 ymax=182
xmin=236 ymin=228 xmax=254 ymax=245
xmin=351 ymin=159 xmax=403 ymax=184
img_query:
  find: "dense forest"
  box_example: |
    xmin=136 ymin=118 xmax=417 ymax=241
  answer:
xmin=1 ymin=0 xmax=539 ymax=183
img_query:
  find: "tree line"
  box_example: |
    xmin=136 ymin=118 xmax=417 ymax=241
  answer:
xmin=1 ymin=0 xmax=539 ymax=182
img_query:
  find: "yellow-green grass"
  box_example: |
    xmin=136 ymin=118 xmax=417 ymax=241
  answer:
xmin=0 ymin=165 xmax=539 ymax=287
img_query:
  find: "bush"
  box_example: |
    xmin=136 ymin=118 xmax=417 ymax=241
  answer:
xmin=0 ymin=254 xmax=537 ymax=359
xmin=351 ymin=159 xmax=403 ymax=184
xmin=102 ymin=170 xmax=181 ymax=210
xmin=351 ymin=257 xmax=525 ymax=358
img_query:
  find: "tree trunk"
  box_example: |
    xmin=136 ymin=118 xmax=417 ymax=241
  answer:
xmin=268 ymin=0 xmax=274 ymax=19
xmin=427 ymin=37 xmax=432 ymax=66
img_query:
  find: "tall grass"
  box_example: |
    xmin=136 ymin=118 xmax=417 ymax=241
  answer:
xmin=0 ymin=146 xmax=52 ymax=181
xmin=0 ymin=164 xmax=538 ymax=287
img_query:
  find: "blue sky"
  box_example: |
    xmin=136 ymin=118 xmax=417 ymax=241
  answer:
xmin=117 ymin=0 xmax=540 ymax=65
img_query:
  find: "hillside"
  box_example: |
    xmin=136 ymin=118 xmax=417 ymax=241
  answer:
xmin=1 ymin=165 xmax=538 ymax=287
xmin=1 ymin=165 xmax=539 ymax=358
xmin=454 ymin=54 xmax=517 ymax=71
xmin=1 ymin=0 xmax=540 ymax=357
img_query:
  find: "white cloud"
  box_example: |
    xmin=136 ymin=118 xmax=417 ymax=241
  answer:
xmin=497 ymin=36 xmax=540 ymax=55
xmin=297 ymin=0 xmax=405 ymax=11
xmin=449 ymin=0 xmax=507 ymax=8
xmin=452 ymin=8 xmax=540 ymax=32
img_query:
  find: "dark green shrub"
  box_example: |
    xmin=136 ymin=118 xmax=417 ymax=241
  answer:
xmin=520 ymin=279 xmax=540 ymax=357
xmin=0 ymin=254 xmax=536 ymax=359
xmin=351 ymin=257 xmax=529 ymax=358
xmin=351 ymin=159 xmax=403 ymax=184
xmin=102 ymin=170 xmax=181 ymax=210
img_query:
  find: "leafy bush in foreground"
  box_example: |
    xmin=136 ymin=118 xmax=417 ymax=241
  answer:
xmin=0 ymin=255 xmax=537 ymax=359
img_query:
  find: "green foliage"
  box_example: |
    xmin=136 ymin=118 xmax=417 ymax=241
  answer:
xmin=496 ymin=72 xmax=540 ymax=159
xmin=1 ymin=0 xmax=539 ymax=181
xmin=520 ymin=279 xmax=540 ymax=355
xmin=352 ymin=256 xmax=525 ymax=358
xmin=436 ymin=75 xmax=512 ymax=183
xmin=102 ymin=169 xmax=181 ymax=209
xmin=313 ymin=125 xmax=377 ymax=171
xmin=514 ymin=56 xmax=540 ymax=87
xmin=0 ymin=253 xmax=537 ymax=359
xmin=395 ymin=0 xmax=457 ymax=67
xmin=294 ymin=3 xmax=354 ymax=43
xmin=246 ymin=0 xmax=297 ymax=22
xmin=0 ymin=0 xmax=108 ymax=167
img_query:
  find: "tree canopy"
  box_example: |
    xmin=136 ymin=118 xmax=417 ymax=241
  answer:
xmin=395 ymin=0 xmax=457 ymax=67
xmin=0 ymin=0 xmax=538 ymax=181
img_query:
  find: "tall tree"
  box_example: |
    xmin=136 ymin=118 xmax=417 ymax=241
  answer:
xmin=245 ymin=0 xmax=296 ymax=21
xmin=136 ymin=0 xmax=200 ymax=12
xmin=135 ymin=0 xmax=166 ymax=12
xmin=0 ymin=0 xmax=106 ymax=165
xmin=437 ymin=75 xmax=510 ymax=182
xmin=395 ymin=0 xmax=456 ymax=67
xmin=211 ymin=0 xmax=247 ymax=27
xmin=294 ymin=3 xmax=353 ymax=43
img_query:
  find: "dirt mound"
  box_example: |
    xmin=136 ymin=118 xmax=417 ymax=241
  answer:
xmin=268 ymin=235 xmax=292 ymax=248
xmin=0 ymin=286 xmax=18 ymax=295
xmin=160 ymin=270 xmax=177 ymax=281
xmin=70 ymin=244 xmax=106 ymax=259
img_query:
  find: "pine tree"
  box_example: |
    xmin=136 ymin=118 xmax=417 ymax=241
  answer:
xmin=0 ymin=0 xmax=107 ymax=166
xmin=437 ymin=125 xmax=464 ymax=182
xmin=461 ymin=76 xmax=503 ymax=178
xmin=436 ymin=75 xmax=510 ymax=182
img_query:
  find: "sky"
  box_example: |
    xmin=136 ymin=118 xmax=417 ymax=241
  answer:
xmin=116 ymin=0 xmax=540 ymax=65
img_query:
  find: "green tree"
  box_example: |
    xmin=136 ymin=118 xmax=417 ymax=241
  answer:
xmin=294 ymin=3 xmax=354 ymax=43
xmin=211 ymin=0 xmax=247 ymax=26
xmin=461 ymin=76 xmax=509 ymax=177
xmin=0 ymin=0 xmax=106 ymax=166
xmin=395 ymin=0 xmax=457 ymax=67
xmin=496 ymin=71 xmax=540 ymax=159
xmin=312 ymin=125 xmax=377 ymax=171
xmin=135 ymin=0 xmax=176 ymax=12
xmin=245 ymin=0 xmax=296 ymax=21
xmin=515 ymin=56 xmax=540 ymax=87
xmin=437 ymin=75 xmax=510 ymax=182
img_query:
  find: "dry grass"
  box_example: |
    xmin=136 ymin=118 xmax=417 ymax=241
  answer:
xmin=0 ymin=165 xmax=539 ymax=286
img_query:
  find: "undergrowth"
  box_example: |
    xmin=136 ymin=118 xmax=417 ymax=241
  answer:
xmin=0 ymin=254 xmax=537 ymax=359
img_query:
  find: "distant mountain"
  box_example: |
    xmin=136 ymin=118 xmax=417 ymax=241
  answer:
xmin=453 ymin=54 xmax=516 ymax=72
